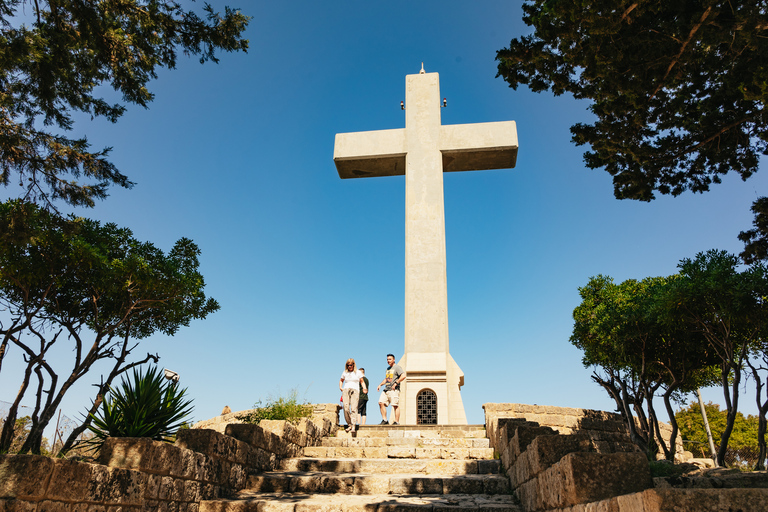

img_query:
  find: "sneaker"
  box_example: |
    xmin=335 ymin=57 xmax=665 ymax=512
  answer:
xmin=392 ymin=422 xmax=399 ymax=425
xmin=380 ymin=420 xmax=388 ymax=425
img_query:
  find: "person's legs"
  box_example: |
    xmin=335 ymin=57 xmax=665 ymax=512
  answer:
xmin=378 ymin=391 xmax=389 ymax=423
xmin=342 ymin=389 xmax=352 ymax=427
xmin=349 ymin=389 xmax=359 ymax=427
xmin=358 ymin=400 xmax=367 ymax=425
xmin=389 ymin=390 xmax=401 ymax=424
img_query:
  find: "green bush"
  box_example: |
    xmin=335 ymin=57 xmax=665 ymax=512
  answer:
xmin=86 ymin=365 xmax=194 ymax=450
xmin=238 ymin=389 xmax=312 ymax=425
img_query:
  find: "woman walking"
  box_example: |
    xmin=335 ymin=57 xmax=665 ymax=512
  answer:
xmin=340 ymin=358 xmax=367 ymax=432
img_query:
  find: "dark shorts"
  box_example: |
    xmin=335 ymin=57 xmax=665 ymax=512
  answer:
xmin=358 ymin=399 xmax=368 ymax=416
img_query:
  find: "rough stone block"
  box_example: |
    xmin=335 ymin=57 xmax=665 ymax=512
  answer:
xmin=301 ymin=446 xmax=329 ymax=458
xmin=483 ymin=475 xmax=510 ymax=495
xmin=289 ymin=475 xmax=322 ymax=493
xmin=87 ymin=465 xmax=145 ymax=505
xmin=469 ymin=448 xmax=494 ymax=459
xmin=181 ymin=451 xmax=207 ymax=482
xmin=511 ymin=425 xmax=558 ymax=464
xmin=442 ymin=476 xmax=483 ymax=494
xmin=387 ymin=447 xmax=416 ymax=459
xmin=158 ymin=476 xmax=176 ymax=501
xmin=0 ymin=499 xmax=38 ymax=511
xmin=390 ymin=476 xmax=443 ymax=494
xmin=415 ymin=448 xmax=441 ymax=459
xmin=336 ymin=447 xmax=363 ymax=458
xmin=96 ymin=438 xmax=155 ymax=471
xmin=0 ymin=454 xmax=54 ymax=499
xmin=426 ymin=460 xmax=477 ymax=475
xmin=362 ymin=447 xmax=387 ymax=459
xmin=35 ymin=500 xmax=70 ymax=511
xmin=153 ymin=442 xmax=185 ymax=477
xmin=477 ymin=459 xmax=501 ymax=475
xmin=224 ymin=424 xmax=277 ymax=454
xmin=47 ymin=459 xmax=93 ymax=501
xmin=228 ymin=463 xmax=246 ymax=490
xmin=354 ymin=475 xmax=390 ymax=494
xmin=320 ymin=475 xmax=355 ymax=494
xmin=440 ymin=448 xmax=469 ymax=460
xmin=536 ymin=452 xmax=652 ymax=511
xmin=175 ymin=429 xmax=240 ymax=465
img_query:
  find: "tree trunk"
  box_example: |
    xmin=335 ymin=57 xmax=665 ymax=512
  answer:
xmin=717 ymin=362 xmax=741 ymax=467
xmin=697 ymin=388 xmax=719 ymax=467
xmin=662 ymin=389 xmax=680 ymax=461
xmin=0 ymin=359 xmax=36 ymax=452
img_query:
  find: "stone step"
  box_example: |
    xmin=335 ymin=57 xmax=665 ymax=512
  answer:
xmin=280 ymin=457 xmax=502 ymax=475
xmin=247 ymin=471 xmax=510 ymax=495
xmin=304 ymin=445 xmax=495 ymax=460
xmin=200 ymin=492 xmax=522 ymax=512
xmin=321 ymin=436 xmax=491 ymax=449
xmin=336 ymin=425 xmax=487 ymax=439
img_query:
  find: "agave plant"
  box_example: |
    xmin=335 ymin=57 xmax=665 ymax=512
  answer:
xmin=86 ymin=365 xmax=193 ymax=449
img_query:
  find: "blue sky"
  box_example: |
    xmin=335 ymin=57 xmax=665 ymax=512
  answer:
xmin=1 ymin=0 xmax=766 ymax=429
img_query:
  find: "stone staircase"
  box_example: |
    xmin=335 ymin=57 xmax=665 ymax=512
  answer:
xmin=200 ymin=424 xmax=522 ymax=511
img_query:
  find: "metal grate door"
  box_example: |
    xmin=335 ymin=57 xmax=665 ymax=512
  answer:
xmin=416 ymin=389 xmax=437 ymax=425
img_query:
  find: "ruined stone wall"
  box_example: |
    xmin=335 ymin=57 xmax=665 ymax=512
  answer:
xmin=484 ymin=403 xmax=768 ymax=512
xmin=483 ymin=402 xmax=683 ymax=459
xmin=0 ymin=407 xmax=336 ymax=511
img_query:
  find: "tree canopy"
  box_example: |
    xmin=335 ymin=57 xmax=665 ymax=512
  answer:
xmin=497 ymin=0 xmax=768 ymax=259
xmin=497 ymin=0 xmax=767 ymax=203
xmin=0 ymin=0 xmax=250 ymax=207
xmin=571 ymin=273 xmax=718 ymax=459
xmin=0 ymin=199 xmax=219 ymax=454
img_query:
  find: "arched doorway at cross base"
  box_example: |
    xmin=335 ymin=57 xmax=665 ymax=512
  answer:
xmin=416 ymin=389 xmax=438 ymax=425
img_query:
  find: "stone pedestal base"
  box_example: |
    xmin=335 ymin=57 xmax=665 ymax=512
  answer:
xmin=398 ymin=353 xmax=467 ymax=425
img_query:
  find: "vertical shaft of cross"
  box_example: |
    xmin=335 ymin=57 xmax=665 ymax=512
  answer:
xmin=333 ymin=66 xmax=518 ymax=424
xmin=404 ymin=71 xmax=449 ymax=356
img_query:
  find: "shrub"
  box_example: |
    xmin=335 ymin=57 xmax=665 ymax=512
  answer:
xmin=238 ymin=389 xmax=312 ymax=425
xmin=86 ymin=365 xmax=193 ymax=450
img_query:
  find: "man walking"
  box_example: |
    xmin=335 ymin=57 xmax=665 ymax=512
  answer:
xmin=376 ymin=354 xmax=406 ymax=425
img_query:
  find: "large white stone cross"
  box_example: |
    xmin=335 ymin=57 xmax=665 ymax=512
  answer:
xmin=333 ymin=67 xmax=518 ymax=424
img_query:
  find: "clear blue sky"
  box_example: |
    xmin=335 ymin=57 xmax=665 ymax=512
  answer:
xmin=1 ymin=0 xmax=766 ymax=428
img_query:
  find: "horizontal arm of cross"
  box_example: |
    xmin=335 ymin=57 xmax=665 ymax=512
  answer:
xmin=333 ymin=121 xmax=518 ymax=179
xmin=334 ymin=128 xmax=406 ymax=179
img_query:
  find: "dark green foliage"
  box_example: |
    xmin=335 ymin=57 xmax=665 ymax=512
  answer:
xmin=739 ymin=198 xmax=768 ymax=264
xmin=238 ymin=390 xmax=313 ymax=425
xmin=571 ymin=274 xmax=719 ymax=460
xmin=497 ymin=0 xmax=768 ymax=202
xmin=0 ymin=199 xmax=218 ymax=454
xmin=86 ymin=366 xmax=193 ymax=449
xmin=676 ymin=402 xmax=758 ymax=457
xmin=672 ymin=250 xmax=768 ymax=466
xmin=498 ymin=1 xmax=768 ymax=263
xmin=0 ymin=0 xmax=250 ymax=207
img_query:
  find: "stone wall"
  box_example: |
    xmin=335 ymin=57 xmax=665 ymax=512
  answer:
xmin=484 ymin=403 xmax=768 ymax=512
xmin=0 ymin=405 xmax=337 ymax=511
xmin=483 ymin=402 xmax=683 ymax=460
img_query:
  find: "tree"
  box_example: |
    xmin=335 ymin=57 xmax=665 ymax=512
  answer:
xmin=0 ymin=200 xmax=219 ymax=454
xmin=671 ymin=250 xmax=768 ymax=466
xmin=0 ymin=0 xmax=249 ymax=207
xmin=571 ymin=274 xmax=717 ymax=460
xmin=676 ymin=401 xmax=759 ymax=466
xmin=496 ymin=1 xmax=768 ymax=252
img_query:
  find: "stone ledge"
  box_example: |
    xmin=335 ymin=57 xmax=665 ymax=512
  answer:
xmin=517 ymin=451 xmax=652 ymax=512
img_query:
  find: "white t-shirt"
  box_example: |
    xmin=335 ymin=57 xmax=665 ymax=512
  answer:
xmin=341 ymin=369 xmax=364 ymax=390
